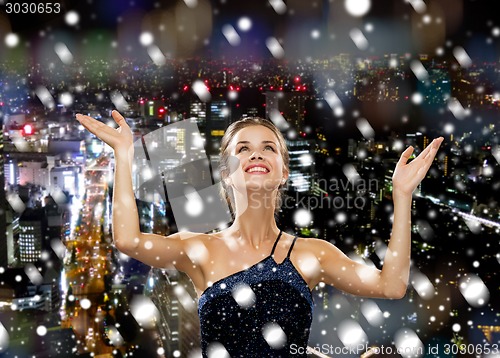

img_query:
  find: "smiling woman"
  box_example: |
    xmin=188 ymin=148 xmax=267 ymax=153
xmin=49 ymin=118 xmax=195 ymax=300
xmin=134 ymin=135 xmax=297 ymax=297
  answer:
xmin=76 ymin=110 xmax=443 ymax=357
xmin=218 ymin=117 xmax=290 ymax=218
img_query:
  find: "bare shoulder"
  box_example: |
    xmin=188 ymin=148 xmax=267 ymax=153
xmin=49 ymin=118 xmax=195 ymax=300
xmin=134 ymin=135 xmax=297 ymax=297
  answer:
xmin=173 ymin=230 xmax=226 ymax=252
xmin=293 ymin=236 xmax=344 ymax=260
xmin=284 ymin=236 xmax=340 ymax=289
xmin=174 ymin=231 xmax=207 ymax=240
xmin=171 ymin=231 xmax=220 ymax=245
xmin=290 ymin=236 xmax=352 ymax=289
xmin=295 ymin=237 xmax=340 ymax=256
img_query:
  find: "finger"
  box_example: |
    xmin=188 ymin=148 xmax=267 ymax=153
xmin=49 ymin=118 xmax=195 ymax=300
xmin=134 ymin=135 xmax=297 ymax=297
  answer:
xmin=397 ymin=146 xmax=414 ymax=166
xmin=419 ymin=141 xmax=443 ymax=174
xmin=76 ymin=113 xmax=100 ymax=133
xmin=417 ymin=139 xmax=435 ymax=160
xmin=432 ymin=137 xmax=444 ymax=149
xmin=111 ymin=110 xmax=129 ymax=128
xmin=413 ymin=140 xmax=435 ymax=163
xmin=76 ymin=114 xmax=117 ymax=143
xmin=76 ymin=114 xmax=104 ymax=134
xmin=423 ymin=137 xmax=444 ymax=160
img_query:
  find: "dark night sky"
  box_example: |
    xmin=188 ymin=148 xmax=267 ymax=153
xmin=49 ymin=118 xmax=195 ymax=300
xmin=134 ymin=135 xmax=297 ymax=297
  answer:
xmin=2 ymin=0 xmax=499 ymax=61
xmin=3 ymin=0 xmax=494 ymax=33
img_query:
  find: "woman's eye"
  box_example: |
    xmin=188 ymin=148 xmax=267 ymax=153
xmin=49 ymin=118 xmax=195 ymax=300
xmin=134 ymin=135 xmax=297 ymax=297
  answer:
xmin=265 ymin=145 xmax=275 ymax=151
xmin=238 ymin=146 xmax=248 ymax=153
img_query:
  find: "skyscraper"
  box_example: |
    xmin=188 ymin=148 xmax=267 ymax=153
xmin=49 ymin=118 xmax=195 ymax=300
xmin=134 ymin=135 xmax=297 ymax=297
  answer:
xmin=206 ymin=97 xmax=230 ymax=156
xmin=18 ymin=208 xmax=47 ymax=264
xmin=0 ymin=115 xmax=7 ymax=267
xmin=264 ymin=91 xmax=311 ymax=130
xmin=286 ymin=138 xmax=316 ymax=193
xmin=145 ymin=269 xmax=200 ymax=357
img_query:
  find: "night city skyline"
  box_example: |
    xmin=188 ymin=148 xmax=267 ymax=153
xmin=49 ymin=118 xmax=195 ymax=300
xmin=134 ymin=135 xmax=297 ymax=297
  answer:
xmin=1 ymin=1 xmax=499 ymax=357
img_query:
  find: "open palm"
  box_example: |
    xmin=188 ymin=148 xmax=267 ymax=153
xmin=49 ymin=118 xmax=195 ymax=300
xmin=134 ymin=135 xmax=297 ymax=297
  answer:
xmin=76 ymin=110 xmax=133 ymax=153
xmin=392 ymin=137 xmax=444 ymax=196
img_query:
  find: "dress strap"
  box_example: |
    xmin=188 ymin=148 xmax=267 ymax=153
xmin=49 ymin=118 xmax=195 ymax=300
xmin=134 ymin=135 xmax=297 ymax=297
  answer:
xmin=286 ymin=236 xmax=298 ymax=258
xmin=270 ymin=229 xmax=283 ymax=256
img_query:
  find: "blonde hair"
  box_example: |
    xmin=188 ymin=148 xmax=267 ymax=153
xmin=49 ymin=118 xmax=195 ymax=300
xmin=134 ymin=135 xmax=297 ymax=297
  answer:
xmin=218 ymin=117 xmax=289 ymax=217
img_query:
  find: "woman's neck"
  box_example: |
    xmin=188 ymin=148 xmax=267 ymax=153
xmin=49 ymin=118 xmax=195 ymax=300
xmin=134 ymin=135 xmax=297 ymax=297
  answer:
xmin=230 ymin=191 xmax=280 ymax=248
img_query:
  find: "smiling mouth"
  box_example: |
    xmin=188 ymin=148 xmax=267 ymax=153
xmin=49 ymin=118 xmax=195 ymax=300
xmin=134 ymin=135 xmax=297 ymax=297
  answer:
xmin=246 ymin=167 xmax=269 ymax=173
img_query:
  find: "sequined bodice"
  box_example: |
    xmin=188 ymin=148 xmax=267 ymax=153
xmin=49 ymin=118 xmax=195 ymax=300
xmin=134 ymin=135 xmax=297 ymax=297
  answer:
xmin=198 ymin=230 xmax=314 ymax=357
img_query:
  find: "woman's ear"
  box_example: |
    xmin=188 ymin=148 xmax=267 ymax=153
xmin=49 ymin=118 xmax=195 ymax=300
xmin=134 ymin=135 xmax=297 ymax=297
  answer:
xmin=282 ymin=168 xmax=289 ymax=182
xmin=280 ymin=169 xmax=289 ymax=186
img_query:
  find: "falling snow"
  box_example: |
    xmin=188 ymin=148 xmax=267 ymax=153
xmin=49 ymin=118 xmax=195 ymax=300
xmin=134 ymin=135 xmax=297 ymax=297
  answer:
xmin=0 ymin=0 xmax=499 ymax=357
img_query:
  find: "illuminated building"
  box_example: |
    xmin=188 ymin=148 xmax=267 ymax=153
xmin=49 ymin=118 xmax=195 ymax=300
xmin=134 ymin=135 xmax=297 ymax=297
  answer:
xmin=406 ymin=132 xmax=429 ymax=152
xmin=4 ymin=158 xmax=19 ymax=186
xmin=0 ymin=115 xmax=7 ymax=267
xmin=50 ymin=166 xmax=80 ymax=197
xmin=206 ymin=95 xmax=229 ymax=156
xmin=17 ymin=209 xmax=47 ymax=264
xmin=286 ymin=139 xmax=316 ymax=192
xmin=145 ymin=269 xmax=200 ymax=357
xmin=264 ymin=91 xmax=311 ymax=130
xmin=190 ymin=101 xmax=207 ymax=129
xmin=132 ymin=123 xmax=187 ymax=203
xmin=139 ymin=99 xmax=167 ymax=121
xmin=19 ymin=160 xmax=49 ymax=188
xmin=12 ymin=282 xmax=60 ymax=311
xmin=347 ymin=139 xmax=357 ymax=158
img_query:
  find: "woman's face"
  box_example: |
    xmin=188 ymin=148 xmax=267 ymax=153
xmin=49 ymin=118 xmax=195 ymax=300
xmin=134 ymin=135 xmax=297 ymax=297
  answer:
xmin=227 ymin=125 xmax=288 ymax=194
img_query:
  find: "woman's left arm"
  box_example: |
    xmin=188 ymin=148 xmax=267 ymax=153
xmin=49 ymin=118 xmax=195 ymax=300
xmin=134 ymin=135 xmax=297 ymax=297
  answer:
xmin=311 ymin=137 xmax=444 ymax=298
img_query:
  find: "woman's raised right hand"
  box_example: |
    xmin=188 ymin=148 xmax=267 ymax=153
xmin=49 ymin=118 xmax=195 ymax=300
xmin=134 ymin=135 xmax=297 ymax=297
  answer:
xmin=76 ymin=110 xmax=133 ymax=154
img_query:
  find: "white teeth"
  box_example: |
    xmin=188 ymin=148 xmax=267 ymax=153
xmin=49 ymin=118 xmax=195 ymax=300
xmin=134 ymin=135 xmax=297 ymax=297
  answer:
xmin=247 ymin=167 xmax=269 ymax=173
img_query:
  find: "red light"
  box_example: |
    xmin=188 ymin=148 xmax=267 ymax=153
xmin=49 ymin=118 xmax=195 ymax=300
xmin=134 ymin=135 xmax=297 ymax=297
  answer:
xmin=23 ymin=124 xmax=33 ymax=135
xmin=158 ymin=107 xmax=166 ymax=119
xmin=294 ymin=76 xmax=300 ymax=82
xmin=183 ymin=85 xmax=189 ymax=91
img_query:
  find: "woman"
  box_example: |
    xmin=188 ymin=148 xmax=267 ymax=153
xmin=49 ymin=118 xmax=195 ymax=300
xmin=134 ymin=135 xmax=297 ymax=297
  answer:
xmin=76 ymin=110 xmax=443 ymax=357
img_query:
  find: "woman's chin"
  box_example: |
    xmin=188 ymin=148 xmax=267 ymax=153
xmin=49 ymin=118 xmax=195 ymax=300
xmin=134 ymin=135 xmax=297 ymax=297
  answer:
xmin=243 ymin=178 xmax=280 ymax=191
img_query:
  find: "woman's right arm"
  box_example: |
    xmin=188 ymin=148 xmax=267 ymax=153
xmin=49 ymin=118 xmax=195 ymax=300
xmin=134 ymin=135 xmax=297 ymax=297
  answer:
xmin=75 ymin=111 xmax=197 ymax=273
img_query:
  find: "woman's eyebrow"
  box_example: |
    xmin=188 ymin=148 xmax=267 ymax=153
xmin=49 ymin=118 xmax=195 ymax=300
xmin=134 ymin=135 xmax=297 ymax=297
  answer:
xmin=236 ymin=140 xmax=277 ymax=145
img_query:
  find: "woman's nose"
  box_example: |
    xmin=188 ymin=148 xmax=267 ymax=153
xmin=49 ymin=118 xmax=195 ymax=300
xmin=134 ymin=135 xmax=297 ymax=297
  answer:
xmin=250 ymin=151 xmax=263 ymax=160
